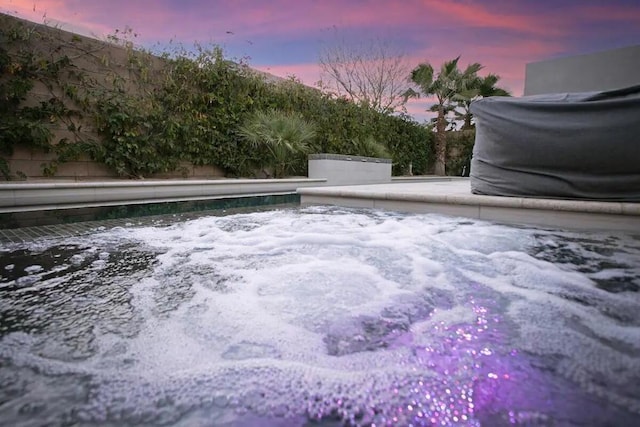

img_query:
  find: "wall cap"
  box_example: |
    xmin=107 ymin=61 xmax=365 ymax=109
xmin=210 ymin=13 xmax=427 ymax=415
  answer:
xmin=309 ymin=153 xmax=392 ymax=163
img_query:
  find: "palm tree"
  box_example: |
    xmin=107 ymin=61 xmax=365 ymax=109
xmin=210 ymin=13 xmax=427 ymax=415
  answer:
xmin=454 ymin=74 xmax=511 ymax=130
xmin=407 ymin=56 xmax=482 ymax=175
xmin=238 ymin=109 xmax=316 ymax=178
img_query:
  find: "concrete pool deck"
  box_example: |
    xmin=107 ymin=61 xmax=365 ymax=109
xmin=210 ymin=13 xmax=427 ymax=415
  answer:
xmin=298 ymin=179 xmax=640 ymax=232
xmin=1 ymin=177 xmax=638 ymax=242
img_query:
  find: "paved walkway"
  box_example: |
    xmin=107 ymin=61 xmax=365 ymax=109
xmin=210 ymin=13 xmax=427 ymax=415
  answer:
xmin=298 ymin=179 xmax=640 ymax=232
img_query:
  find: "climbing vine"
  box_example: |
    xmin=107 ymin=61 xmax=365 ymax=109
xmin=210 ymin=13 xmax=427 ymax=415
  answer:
xmin=0 ymin=15 xmax=433 ymax=180
xmin=0 ymin=22 xmax=70 ymax=178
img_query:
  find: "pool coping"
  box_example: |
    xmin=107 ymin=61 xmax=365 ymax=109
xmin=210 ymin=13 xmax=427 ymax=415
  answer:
xmin=298 ymin=180 xmax=640 ymax=232
xmin=0 ymin=178 xmax=326 ymax=212
xmin=2 ymin=177 xmax=639 ymax=234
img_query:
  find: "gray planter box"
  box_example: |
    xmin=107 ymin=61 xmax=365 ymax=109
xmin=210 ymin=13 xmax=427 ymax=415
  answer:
xmin=308 ymin=154 xmax=392 ymax=186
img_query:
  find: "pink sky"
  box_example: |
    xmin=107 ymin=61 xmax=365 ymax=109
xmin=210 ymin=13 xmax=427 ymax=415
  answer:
xmin=2 ymin=0 xmax=639 ymax=122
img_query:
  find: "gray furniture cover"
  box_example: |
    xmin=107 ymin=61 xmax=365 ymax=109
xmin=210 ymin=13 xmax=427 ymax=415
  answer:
xmin=469 ymin=85 xmax=640 ymax=201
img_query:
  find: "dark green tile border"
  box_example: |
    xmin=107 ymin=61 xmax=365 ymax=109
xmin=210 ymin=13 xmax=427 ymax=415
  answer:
xmin=0 ymin=194 xmax=300 ymax=244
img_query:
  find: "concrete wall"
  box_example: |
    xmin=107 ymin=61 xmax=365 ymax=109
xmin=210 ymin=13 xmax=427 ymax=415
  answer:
xmin=308 ymin=154 xmax=392 ymax=186
xmin=0 ymin=14 xmax=229 ymax=181
xmin=1 ymin=14 xmax=161 ymax=180
xmin=524 ymin=45 xmax=640 ymax=95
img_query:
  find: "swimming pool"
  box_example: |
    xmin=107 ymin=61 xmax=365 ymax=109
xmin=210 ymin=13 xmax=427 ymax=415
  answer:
xmin=1 ymin=206 xmax=639 ymax=426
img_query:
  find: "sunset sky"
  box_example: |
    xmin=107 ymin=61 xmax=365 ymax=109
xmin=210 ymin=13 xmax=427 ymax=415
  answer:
xmin=2 ymin=0 xmax=639 ymax=121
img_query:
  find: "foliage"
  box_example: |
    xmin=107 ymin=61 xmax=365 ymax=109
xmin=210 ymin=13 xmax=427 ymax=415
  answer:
xmin=446 ymin=130 xmax=475 ymax=176
xmin=238 ymin=109 xmax=317 ymax=178
xmin=91 ymin=89 xmax=169 ymax=177
xmin=454 ymin=74 xmax=510 ymax=130
xmin=0 ymin=21 xmax=71 ymax=179
xmin=384 ymin=113 xmax=433 ymax=175
xmin=407 ymin=56 xmax=482 ymax=175
xmin=0 ymin=15 xmax=433 ymax=179
xmin=236 ymin=77 xmax=432 ymax=176
xmin=347 ymin=135 xmax=390 ymax=159
xmin=152 ymin=47 xmax=271 ymax=176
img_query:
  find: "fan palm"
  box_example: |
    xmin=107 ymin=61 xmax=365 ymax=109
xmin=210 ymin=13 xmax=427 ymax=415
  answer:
xmin=407 ymin=56 xmax=482 ymax=175
xmin=454 ymin=74 xmax=511 ymax=130
xmin=238 ymin=110 xmax=316 ymax=178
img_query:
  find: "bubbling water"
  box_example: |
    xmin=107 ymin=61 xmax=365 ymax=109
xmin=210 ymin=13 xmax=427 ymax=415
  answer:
xmin=0 ymin=206 xmax=639 ymax=426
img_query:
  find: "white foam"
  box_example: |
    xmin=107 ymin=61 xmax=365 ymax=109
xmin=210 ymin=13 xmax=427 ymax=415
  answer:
xmin=108 ymin=212 xmax=636 ymax=390
xmin=2 ymin=206 xmax=639 ymax=423
xmin=24 ymin=264 xmax=43 ymax=274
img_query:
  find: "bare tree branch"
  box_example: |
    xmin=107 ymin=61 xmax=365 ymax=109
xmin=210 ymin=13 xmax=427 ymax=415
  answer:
xmin=318 ymin=34 xmax=411 ymax=114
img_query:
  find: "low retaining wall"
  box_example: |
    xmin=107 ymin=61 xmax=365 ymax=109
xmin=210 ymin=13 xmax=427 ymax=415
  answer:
xmin=308 ymin=154 xmax=392 ymax=186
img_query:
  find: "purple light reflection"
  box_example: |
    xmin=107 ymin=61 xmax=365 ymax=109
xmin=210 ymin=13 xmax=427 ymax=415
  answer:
xmin=347 ymin=282 xmax=621 ymax=427
xmin=360 ymin=290 xmax=506 ymax=426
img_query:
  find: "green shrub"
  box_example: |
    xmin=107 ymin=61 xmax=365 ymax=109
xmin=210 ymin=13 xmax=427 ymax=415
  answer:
xmin=238 ymin=109 xmax=317 ymax=178
xmin=0 ymin=18 xmax=434 ymax=179
xmin=446 ymin=129 xmax=475 ymax=176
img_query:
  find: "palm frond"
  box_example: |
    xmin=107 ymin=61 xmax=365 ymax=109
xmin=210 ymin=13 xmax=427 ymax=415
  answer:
xmin=238 ymin=109 xmax=317 ymax=177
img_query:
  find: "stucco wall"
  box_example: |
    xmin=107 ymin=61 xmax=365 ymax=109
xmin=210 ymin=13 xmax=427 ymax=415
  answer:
xmin=524 ymin=45 xmax=640 ymax=95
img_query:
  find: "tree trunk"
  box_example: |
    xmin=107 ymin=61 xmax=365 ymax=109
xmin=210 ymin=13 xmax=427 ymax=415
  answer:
xmin=463 ymin=113 xmax=472 ymax=131
xmin=434 ymin=106 xmax=447 ymax=176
